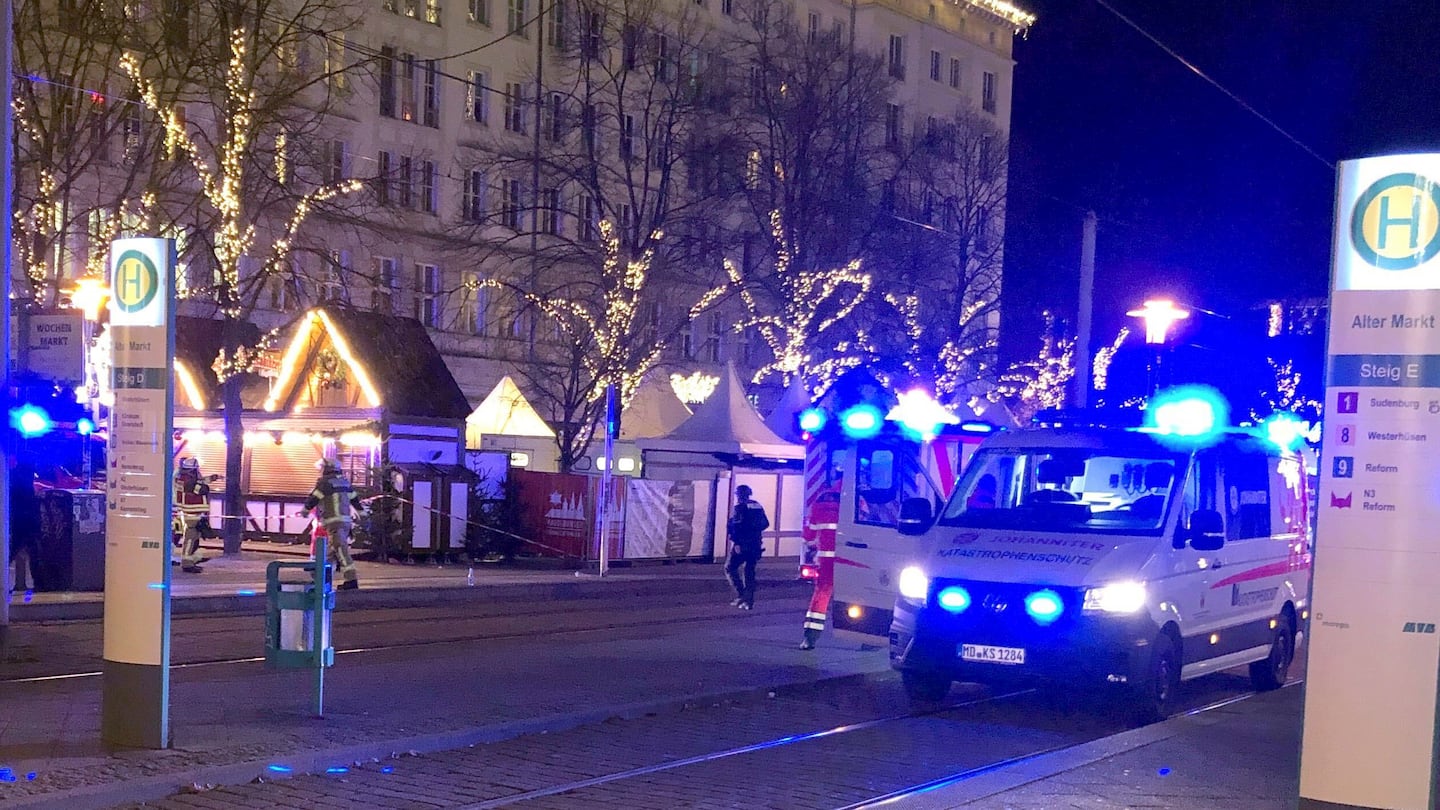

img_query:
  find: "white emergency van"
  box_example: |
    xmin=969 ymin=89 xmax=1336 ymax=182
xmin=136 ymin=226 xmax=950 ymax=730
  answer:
xmin=887 ymin=425 xmax=1311 ymax=722
xmin=824 ymin=424 xmax=991 ymax=639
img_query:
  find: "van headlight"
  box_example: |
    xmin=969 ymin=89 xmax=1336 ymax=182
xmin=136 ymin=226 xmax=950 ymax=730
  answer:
xmin=898 ymin=566 xmax=930 ymax=601
xmin=1082 ymin=581 xmax=1147 ymax=614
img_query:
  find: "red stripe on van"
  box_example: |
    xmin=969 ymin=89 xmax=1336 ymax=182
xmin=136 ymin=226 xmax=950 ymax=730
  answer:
xmin=1209 ymin=559 xmax=1309 ymax=589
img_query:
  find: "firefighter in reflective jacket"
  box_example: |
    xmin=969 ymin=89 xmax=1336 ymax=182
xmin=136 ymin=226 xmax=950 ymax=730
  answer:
xmin=800 ymin=490 xmax=841 ymax=650
xmin=174 ymin=457 xmax=210 ymax=573
xmin=304 ymin=459 xmax=364 ymax=590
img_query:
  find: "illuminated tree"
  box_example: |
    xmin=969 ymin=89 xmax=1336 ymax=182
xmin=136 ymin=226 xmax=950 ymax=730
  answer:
xmin=1254 ymin=356 xmax=1321 ymax=421
xmin=474 ymin=221 xmax=727 ymax=470
xmin=13 ymin=0 xmax=198 ymax=304
xmin=724 ymin=210 xmax=871 ymax=388
xmin=120 ymin=2 xmax=366 ymax=553
xmin=991 ymin=314 xmax=1075 ymax=423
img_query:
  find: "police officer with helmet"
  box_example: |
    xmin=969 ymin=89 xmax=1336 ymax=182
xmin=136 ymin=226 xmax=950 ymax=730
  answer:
xmin=304 ymin=458 xmax=365 ymax=590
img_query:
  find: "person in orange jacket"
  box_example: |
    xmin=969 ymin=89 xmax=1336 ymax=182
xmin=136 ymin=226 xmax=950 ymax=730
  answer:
xmin=800 ymin=490 xmax=841 ymax=650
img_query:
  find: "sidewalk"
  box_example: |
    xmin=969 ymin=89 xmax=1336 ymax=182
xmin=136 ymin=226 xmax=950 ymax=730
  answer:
xmin=896 ymin=684 xmax=1302 ymax=809
xmin=6 ymin=553 xmax=805 ymax=620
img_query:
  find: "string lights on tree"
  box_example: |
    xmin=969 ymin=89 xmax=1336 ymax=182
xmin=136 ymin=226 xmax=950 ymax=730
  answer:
xmin=470 ymin=220 xmax=728 ymax=448
xmin=991 ymin=312 xmax=1075 ymax=423
xmin=727 ymin=210 xmax=872 ymax=388
xmin=1091 ymin=326 xmax=1130 ymax=395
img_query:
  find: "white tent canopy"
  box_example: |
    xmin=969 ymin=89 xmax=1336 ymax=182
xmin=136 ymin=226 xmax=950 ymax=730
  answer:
xmin=638 ymin=363 xmax=803 ymax=460
xmin=620 ymin=372 xmax=692 ymax=440
xmin=466 ymin=375 xmax=555 ymax=448
xmin=764 ymin=374 xmax=813 ymax=444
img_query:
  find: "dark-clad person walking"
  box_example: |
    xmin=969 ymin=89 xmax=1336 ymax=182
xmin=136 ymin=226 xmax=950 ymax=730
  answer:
xmin=9 ymin=459 xmax=40 ymax=592
xmin=725 ymin=484 xmax=769 ymax=610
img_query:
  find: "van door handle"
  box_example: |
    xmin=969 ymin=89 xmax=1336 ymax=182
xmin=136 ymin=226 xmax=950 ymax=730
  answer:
xmin=845 ymin=541 xmax=869 ymax=549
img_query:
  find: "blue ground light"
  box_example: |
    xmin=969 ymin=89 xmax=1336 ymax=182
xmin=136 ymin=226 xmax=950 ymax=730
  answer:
xmin=1158 ymin=767 xmax=1172 ymax=777
xmin=267 ymin=765 xmax=293 ymax=774
xmin=326 ymin=766 xmax=349 ymax=775
xmin=381 ymin=766 xmax=395 ymax=774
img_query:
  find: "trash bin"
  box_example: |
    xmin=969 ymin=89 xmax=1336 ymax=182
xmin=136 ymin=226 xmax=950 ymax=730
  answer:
xmin=264 ymin=560 xmax=335 ymax=670
xmin=36 ymin=489 xmax=106 ymax=591
xmin=278 ymin=582 xmax=331 ymax=652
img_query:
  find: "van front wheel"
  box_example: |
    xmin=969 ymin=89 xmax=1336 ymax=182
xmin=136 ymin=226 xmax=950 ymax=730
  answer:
xmin=902 ymin=669 xmax=951 ymax=704
xmin=1250 ymin=613 xmax=1294 ymax=692
xmin=1129 ymin=632 xmax=1180 ymax=725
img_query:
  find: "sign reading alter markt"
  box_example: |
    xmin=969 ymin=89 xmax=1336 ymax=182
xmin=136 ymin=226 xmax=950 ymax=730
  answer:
xmin=1301 ymin=155 xmax=1440 ymax=810
xmin=101 ymin=237 xmax=175 ymax=749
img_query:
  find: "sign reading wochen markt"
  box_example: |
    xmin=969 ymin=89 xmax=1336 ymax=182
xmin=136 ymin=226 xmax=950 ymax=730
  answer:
xmin=102 ymin=237 xmax=176 ymax=749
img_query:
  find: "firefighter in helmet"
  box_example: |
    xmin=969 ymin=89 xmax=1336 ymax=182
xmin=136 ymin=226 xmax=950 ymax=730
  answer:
xmin=800 ymin=490 xmax=841 ymax=650
xmin=174 ymin=457 xmax=211 ymax=573
xmin=304 ymin=458 xmax=364 ymax=590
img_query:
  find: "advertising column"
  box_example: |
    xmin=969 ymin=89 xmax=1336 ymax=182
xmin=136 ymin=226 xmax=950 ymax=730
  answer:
xmin=101 ymin=238 xmax=175 ymax=749
xmin=1301 ymin=155 xmax=1440 ymax=809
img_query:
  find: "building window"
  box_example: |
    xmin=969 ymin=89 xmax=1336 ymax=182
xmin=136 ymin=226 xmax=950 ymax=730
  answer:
xmin=419 ymin=160 xmax=437 ymax=214
xmin=425 ymin=0 xmax=440 ymax=24
xmin=618 ymin=203 xmax=633 ymax=245
xmin=325 ymin=35 xmax=348 ymax=91
xmin=581 ymin=102 xmax=598 ymax=152
xmin=544 ymin=92 xmax=564 ymax=141
xmin=807 ymin=11 xmax=818 ymax=43
xmin=461 ymin=271 xmax=485 ymax=333
xmin=721 ymin=0 xmax=732 ymax=15
xmin=322 ymin=140 xmax=348 ymax=184
xmin=504 ymin=82 xmax=527 ymax=133
xmin=423 ymin=59 xmax=439 ymax=127
xmin=324 ymin=250 xmax=351 ymax=302
xmin=501 ymin=178 xmax=525 ymax=230
xmin=619 ymin=113 xmax=635 ymax=161
xmin=539 ymin=187 xmax=560 ymax=234
xmin=379 ymin=46 xmax=397 ymax=117
xmin=706 ymin=314 xmax=724 ymax=362
xmin=463 ymin=169 xmax=487 ymax=221
xmin=745 ymin=149 xmax=760 ymax=189
xmin=414 ymin=263 xmax=441 ymax=326
xmin=468 ymin=71 xmax=489 ymax=124
xmin=582 ymin=10 xmax=603 ymax=59
xmin=982 ymin=71 xmax=997 ymax=113
xmin=885 ymin=103 xmax=902 ymax=147
xmin=400 ymin=54 xmax=418 ymax=121
xmin=547 ymin=0 xmax=565 ymax=48
xmin=397 ymin=155 xmax=414 ymax=208
xmin=622 ymin=24 xmax=639 ymax=70
xmin=929 ymin=50 xmax=941 ymax=81
xmin=468 ymin=0 xmax=488 ymax=24
xmin=949 ymin=57 xmax=960 ymax=89
xmin=655 ymin=33 xmax=673 ymax=82
xmin=579 ymin=195 xmax=597 ymax=241
xmin=507 ymin=0 xmax=527 ymax=36
xmin=887 ymin=35 xmax=904 ymax=80
xmin=377 ymin=150 xmax=393 ymax=205
xmin=372 ymin=256 xmax=399 ymax=313
xmin=680 ymin=320 xmax=695 ymax=359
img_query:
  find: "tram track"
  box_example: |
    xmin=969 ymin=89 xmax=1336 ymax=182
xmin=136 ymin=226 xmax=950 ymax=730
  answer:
xmin=1 ymin=599 xmax=808 ymax=685
xmin=432 ymin=679 xmax=1297 ymax=810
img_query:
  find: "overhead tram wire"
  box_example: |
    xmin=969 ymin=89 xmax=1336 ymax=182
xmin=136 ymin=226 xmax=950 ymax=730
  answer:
xmin=1090 ymin=0 xmax=1334 ymax=171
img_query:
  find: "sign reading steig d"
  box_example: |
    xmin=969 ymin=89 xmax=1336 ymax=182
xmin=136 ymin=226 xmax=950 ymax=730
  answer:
xmin=1338 ymin=155 xmax=1440 ymax=290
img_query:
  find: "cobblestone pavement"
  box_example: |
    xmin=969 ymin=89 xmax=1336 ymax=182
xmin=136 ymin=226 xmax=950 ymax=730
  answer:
xmin=0 ymin=586 xmax=878 ymax=806
xmin=109 ymin=665 xmax=1267 ymax=809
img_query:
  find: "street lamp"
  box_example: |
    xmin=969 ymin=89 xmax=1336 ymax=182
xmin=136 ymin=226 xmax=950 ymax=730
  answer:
xmin=1127 ymin=299 xmax=1189 ymax=397
xmin=67 ymin=276 xmax=110 ymax=488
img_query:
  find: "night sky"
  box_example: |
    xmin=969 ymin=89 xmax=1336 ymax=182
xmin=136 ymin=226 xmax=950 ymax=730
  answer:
xmin=1001 ymin=0 xmax=1440 ymax=360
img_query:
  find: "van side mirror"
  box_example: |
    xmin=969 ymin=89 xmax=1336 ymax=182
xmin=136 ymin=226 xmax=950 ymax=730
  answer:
xmin=898 ymin=497 xmax=933 ymax=536
xmin=1186 ymin=509 xmax=1225 ymax=552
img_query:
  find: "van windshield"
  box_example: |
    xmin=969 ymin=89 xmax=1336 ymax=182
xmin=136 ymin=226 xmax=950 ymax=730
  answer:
xmin=937 ymin=447 xmax=1188 ymax=535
